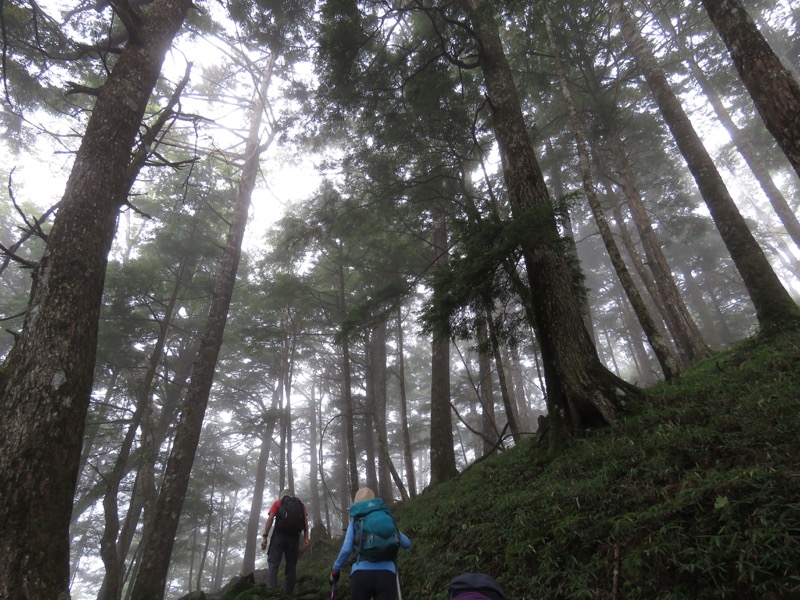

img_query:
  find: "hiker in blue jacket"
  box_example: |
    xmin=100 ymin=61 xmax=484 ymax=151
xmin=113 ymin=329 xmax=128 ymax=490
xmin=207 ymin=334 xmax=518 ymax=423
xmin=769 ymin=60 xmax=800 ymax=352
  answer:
xmin=330 ymin=487 xmax=411 ymax=600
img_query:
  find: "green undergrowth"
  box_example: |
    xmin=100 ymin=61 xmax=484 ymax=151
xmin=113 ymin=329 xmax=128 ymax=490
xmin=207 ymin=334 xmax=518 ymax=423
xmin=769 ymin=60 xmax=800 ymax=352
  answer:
xmin=254 ymin=327 xmax=800 ymax=599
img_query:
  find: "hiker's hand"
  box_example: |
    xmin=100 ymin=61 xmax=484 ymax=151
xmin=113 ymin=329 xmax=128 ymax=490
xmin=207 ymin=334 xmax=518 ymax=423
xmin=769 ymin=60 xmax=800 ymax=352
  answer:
xmin=303 ymin=538 xmax=310 ymax=550
xmin=329 ymin=569 xmax=340 ymax=585
xmin=260 ymin=535 xmax=268 ymax=551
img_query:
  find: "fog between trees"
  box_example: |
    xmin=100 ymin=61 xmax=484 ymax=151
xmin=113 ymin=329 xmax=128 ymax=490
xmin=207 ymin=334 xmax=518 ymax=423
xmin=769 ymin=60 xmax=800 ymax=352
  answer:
xmin=1 ymin=0 xmax=799 ymax=598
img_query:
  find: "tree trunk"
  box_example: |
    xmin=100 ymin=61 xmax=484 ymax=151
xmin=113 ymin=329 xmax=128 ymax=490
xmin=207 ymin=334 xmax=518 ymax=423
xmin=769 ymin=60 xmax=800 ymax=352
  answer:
xmin=241 ymin=383 xmax=281 ymax=575
xmin=611 ymin=0 xmax=799 ymax=328
xmin=0 ymin=0 xmax=192 ymax=596
xmin=364 ymin=332 xmax=380 ymax=493
xmin=464 ymin=0 xmax=641 ymax=446
xmin=476 ymin=316 xmax=497 ymax=455
xmin=507 ymin=345 xmax=532 ymax=432
xmin=606 ymin=131 xmax=709 ymax=365
xmin=395 ymin=304 xmax=417 ymax=497
xmin=306 ymin=380 xmax=326 ymax=533
xmin=659 ymin=13 xmax=800 ymax=250
xmin=128 ymin=59 xmax=273 ymax=600
xmin=97 ymin=259 xmax=188 ymax=600
xmin=701 ymin=0 xmax=800 ymax=180
xmin=370 ymin=321 xmax=394 ymax=500
xmin=485 ymin=307 xmax=522 ymax=442
xmin=544 ymin=10 xmax=680 ymax=381
xmin=337 ymin=259 xmax=360 ymax=499
xmin=429 ymin=212 xmax=458 ymax=484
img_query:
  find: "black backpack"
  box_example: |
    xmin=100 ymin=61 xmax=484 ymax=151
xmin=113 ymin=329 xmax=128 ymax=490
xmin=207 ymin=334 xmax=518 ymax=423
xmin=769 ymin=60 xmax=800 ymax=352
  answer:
xmin=274 ymin=496 xmax=305 ymax=534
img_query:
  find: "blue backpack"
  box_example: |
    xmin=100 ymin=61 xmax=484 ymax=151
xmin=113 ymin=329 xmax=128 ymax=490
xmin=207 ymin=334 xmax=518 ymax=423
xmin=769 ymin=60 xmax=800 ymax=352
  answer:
xmin=349 ymin=498 xmax=400 ymax=562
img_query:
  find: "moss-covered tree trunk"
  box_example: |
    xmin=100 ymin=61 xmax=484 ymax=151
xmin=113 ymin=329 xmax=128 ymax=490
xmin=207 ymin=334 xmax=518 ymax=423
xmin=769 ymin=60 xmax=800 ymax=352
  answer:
xmin=0 ymin=1 xmax=192 ymax=596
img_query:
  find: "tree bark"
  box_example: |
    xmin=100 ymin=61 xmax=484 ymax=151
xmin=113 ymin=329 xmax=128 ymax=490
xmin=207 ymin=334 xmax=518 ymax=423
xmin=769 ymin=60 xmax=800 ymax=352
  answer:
xmin=241 ymin=383 xmax=281 ymax=574
xmin=128 ymin=59 xmax=273 ymax=600
xmin=395 ymin=304 xmax=417 ymax=497
xmin=701 ymin=0 xmax=800 ymax=181
xmin=464 ymin=0 xmax=641 ymax=446
xmin=658 ymin=12 xmax=800 ymax=250
xmin=544 ymin=10 xmax=680 ymax=381
xmin=610 ymin=0 xmax=799 ymax=328
xmin=0 ymin=0 xmax=192 ymax=596
xmin=429 ymin=212 xmax=458 ymax=484
xmin=476 ymin=316 xmax=497 ymax=455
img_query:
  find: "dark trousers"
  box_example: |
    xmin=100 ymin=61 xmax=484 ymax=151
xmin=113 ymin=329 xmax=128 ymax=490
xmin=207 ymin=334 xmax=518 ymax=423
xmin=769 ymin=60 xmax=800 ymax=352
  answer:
xmin=267 ymin=531 xmax=300 ymax=594
xmin=349 ymin=570 xmax=398 ymax=600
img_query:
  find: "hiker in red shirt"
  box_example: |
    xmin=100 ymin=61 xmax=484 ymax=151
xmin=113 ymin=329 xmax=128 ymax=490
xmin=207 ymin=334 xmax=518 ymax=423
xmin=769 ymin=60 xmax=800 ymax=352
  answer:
xmin=261 ymin=489 xmax=309 ymax=595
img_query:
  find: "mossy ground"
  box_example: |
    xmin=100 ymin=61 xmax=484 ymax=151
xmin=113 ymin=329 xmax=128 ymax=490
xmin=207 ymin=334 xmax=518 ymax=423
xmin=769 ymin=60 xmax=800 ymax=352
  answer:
xmin=236 ymin=328 xmax=800 ymax=599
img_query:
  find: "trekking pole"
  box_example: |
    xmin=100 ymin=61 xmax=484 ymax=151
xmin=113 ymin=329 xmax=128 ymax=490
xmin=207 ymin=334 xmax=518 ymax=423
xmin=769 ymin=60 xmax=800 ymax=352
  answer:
xmin=396 ymin=571 xmax=403 ymax=600
xmin=330 ymin=580 xmax=337 ymax=600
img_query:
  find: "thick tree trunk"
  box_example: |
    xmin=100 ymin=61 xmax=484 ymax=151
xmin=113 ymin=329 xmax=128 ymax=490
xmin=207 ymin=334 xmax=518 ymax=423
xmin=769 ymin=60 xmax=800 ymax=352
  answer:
xmin=464 ymin=0 xmax=640 ymax=445
xmin=701 ymin=0 xmax=800 ymax=181
xmin=611 ymin=0 xmax=799 ymax=328
xmin=337 ymin=260 xmax=360 ymax=499
xmin=429 ymin=213 xmax=458 ymax=484
xmin=0 ymin=1 xmax=192 ymax=597
xmin=128 ymin=62 xmax=271 ymax=600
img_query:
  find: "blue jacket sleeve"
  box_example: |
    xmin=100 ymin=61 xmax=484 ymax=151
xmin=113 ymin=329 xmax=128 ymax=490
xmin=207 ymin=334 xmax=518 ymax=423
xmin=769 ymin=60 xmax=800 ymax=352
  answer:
xmin=399 ymin=531 xmax=411 ymax=549
xmin=332 ymin=521 xmax=355 ymax=572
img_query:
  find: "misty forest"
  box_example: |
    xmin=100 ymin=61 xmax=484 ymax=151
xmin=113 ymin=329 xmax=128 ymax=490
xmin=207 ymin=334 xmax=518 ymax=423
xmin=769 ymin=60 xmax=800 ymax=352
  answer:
xmin=1 ymin=0 xmax=800 ymax=598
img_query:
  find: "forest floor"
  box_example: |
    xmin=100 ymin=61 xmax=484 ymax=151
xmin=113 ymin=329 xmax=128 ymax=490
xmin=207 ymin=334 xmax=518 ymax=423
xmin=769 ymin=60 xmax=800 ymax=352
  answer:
xmin=208 ymin=326 xmax=800 ymax=600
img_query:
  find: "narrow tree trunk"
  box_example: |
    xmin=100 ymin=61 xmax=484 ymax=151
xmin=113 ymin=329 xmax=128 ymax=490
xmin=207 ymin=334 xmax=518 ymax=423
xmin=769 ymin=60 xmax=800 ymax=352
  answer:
xmin=364 ymin=332 xmax=380 ymax=493
xmin=0 ymin=0 xmax=192 ymax=596
xmin=544 ymin=10 xmax=681 ymax=380
xmin=97 ymin=259 xmax=188 ymax=600
xmin=606 ymin=131 xmax=709 ymax=364
xmin=128 ymin=59 xmax=274 ymax=600
xmin=508 ymin=345 xmax=532 ymax=432
xmin=395 ymin=304 xmax=417 ymax=497
xmin=306 ymin=380 xmax=326 ymax=534
xmin=370 ymin=321 xmax=394 ymax=500
xmin=611 ymin=0 xmax=799 ymax=328
xmin=241 ymin=383 xmax=281 ymax=574
xmin=476 ymin=316 xmax=496 ymax=455
xmin=337 ymin=258 xmax=360 ymax=499
xmin=485 ymin=306 xmax=522 ymax=442
xmin=701 ymin=0 xmax=800 ymax=180
xmin=660 ymin=13 xmax=800 ymax=249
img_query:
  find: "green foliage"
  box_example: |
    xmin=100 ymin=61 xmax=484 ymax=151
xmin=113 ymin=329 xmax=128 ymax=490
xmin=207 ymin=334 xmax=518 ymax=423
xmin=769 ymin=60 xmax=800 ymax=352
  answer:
xmin=286 ymin=327 xmax=800 ymax=599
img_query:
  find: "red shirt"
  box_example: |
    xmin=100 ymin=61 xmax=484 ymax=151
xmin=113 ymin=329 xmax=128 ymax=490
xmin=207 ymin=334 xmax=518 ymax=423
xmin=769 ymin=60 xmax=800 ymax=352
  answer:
xmin=268 ymin=498 xmax=309 ymax=524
